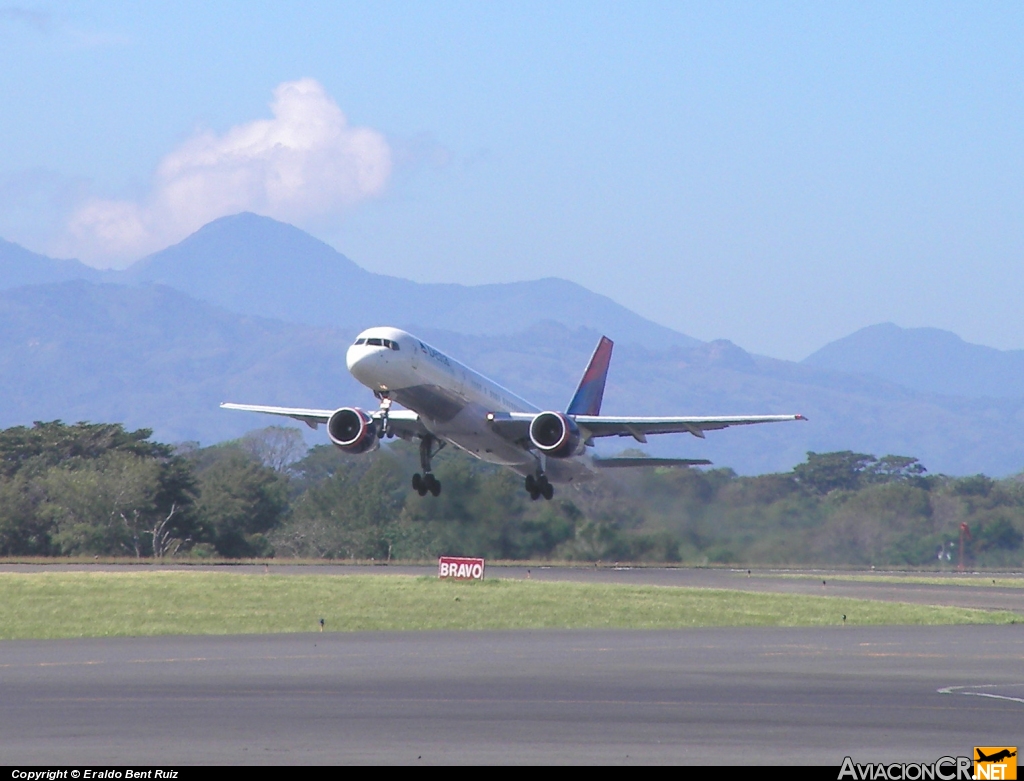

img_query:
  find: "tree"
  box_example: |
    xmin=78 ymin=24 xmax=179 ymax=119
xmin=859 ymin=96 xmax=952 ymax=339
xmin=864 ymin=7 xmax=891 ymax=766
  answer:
xmin=41 ymin=453 xmax=164 ymax=557
xmin=0 ymin=475 xmax=51 ymax=555
xmin=193 ymin=449 xmax=289 ymax=557
xmin=974 ymin=516 xmax=1023 ymax=553
xmin=275 ymin=453 xmax=408 ymax=559
xmin=870 ymin=455 xmax=927 ymax=484
xmin=0 ymin=423 xmax=199 ymax=557
xmin=793 ymin=451 xmax=877 ymax=494
xmin=0 ymin=421 xmax=173 ymax=479
xmin=240 ymin=426 xmax=307 ymax=473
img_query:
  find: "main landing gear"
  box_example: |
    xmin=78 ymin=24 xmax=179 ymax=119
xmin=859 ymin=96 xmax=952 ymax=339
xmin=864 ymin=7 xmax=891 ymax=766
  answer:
xmin=525 ymin=473 xmax=554 ymax=501
xmin=412 ymin=472 xmax=440 ymax=497
xmin=412 ymin=435 xmax=445 ymax=497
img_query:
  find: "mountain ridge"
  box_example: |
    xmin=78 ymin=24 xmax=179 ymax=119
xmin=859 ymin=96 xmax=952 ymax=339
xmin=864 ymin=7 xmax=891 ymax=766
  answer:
xmin=5 ymin=215 xmax=1024 ymax=474
xmin=804 ymin=322 xmax=1024 ymax=399
xmin=0 ymin=238 xmax=102 ymax=288
xmin=1 ymin=279 xmax=1024 ymax=475
xmin=122 ymin=212 xmax=706 ymax=348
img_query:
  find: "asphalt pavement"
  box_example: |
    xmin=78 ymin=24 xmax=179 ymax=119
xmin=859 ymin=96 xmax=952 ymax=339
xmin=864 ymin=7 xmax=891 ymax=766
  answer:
xmin=1 ymin=625 xmax=1022 ymax=765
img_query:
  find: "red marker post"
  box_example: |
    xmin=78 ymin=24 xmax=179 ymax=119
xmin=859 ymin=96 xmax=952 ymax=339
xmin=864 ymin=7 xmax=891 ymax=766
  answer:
xmin=958 ymin=522 xmax=971 ymax=573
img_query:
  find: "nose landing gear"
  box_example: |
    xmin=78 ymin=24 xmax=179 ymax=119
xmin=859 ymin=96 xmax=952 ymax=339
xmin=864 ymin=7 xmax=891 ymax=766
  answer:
xmin=374 ymin=393 xmax=393 ymax=438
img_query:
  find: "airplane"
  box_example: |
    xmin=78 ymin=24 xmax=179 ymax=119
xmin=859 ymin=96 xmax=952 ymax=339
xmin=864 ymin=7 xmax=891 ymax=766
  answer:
xmin=976 ymin=750 xmax=1016 ymax=763
xmin=222 ymin=326 xmax=806 ymax=499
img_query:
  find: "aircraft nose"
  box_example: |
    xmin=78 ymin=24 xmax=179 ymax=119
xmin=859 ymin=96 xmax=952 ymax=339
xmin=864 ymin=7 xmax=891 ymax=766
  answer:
xmin=346 ymin=344 xmax=369 ymax=373
xmin=347 ymin=342 xmax=389 ymax=389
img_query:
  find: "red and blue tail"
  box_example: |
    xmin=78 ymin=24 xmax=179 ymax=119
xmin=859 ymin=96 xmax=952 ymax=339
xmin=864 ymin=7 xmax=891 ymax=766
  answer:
xmin=566 ymin=336 xmax=614 ymax=416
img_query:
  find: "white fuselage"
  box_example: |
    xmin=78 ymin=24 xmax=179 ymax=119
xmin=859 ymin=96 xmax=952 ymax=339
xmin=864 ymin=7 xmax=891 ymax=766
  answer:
xmin=346 ymin=326 xmax=591 ymax=482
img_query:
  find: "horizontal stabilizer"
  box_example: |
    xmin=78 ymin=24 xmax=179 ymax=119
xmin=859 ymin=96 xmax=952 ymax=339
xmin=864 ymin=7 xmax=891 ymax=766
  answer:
xmin=592 ymin=457 xmax=712 ymax=468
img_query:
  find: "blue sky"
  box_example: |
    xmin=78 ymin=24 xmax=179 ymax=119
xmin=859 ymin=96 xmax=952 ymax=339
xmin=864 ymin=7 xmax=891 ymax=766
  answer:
xmin=3 ymin=2 xmax=1024 ymax=360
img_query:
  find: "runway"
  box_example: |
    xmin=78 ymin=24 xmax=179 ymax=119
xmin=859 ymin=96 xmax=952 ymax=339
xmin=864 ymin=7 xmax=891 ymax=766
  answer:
xmin=2 ymin=625 xmax=1022 ymax=765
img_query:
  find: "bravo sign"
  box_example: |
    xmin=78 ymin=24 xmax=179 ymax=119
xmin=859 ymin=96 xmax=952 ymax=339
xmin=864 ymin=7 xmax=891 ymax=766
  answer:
xmin=438 ymin=556 xmax=485 ymax=580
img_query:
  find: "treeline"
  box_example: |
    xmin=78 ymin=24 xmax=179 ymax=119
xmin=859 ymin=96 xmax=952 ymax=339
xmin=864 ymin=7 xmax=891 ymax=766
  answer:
xmin=0 ymin=422 xmax=1021 ymax=566
xmin=640 ymin=451 xmax=1023 ymax=567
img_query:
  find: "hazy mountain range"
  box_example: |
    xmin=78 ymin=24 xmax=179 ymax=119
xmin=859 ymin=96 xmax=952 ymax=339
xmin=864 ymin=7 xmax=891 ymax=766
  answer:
xmin=3 ymin=213 xmax=1024 ymax=476
xmin=804 ymin=322 xmax=1024 ymax=399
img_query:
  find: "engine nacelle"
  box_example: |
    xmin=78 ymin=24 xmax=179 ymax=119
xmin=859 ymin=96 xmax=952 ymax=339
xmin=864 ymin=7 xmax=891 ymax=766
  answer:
xmin=327 ymin=407 xmax=379 ymax=454
xmin=529 ymin=411 xmax=583 ymax=458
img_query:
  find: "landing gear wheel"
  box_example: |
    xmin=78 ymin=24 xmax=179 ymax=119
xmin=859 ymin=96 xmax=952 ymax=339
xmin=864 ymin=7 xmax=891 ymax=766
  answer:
xmin=541 ymin=479 xmax=554 ymax=500
xmin=413 ymin=436 xmax=446 ymax=497
xmin=525 ymin=474 xmax=540 ymax=500
xmin=412 ymin=473 xmax=427 ymax=496
xmin=413 ymin=472 xmax=441 ymax=497
xmin=525 ymin=473 xmax=553 ymax=500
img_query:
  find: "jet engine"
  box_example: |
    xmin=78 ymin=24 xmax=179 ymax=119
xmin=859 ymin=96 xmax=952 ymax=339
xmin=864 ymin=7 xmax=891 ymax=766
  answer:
xmin=529 ymin=411 xmax=583 ymax=458
xmin=327 ymin=407 xmax=379 ymax=454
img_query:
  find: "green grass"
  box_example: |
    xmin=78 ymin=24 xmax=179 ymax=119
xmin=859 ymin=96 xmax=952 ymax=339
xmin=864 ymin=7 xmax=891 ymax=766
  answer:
xmin=0 ymin=572 xmax=1018 ymax=639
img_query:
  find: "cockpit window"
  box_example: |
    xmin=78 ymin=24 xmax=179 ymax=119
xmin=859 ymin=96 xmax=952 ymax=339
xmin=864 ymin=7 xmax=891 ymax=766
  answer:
xmin=356 ymin=336 xmax=400 ymax=349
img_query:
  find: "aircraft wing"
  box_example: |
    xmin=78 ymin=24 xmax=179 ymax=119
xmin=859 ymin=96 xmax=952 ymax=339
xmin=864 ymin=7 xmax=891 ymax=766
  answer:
xmin=490 ymin=411 xmax=805 ymax=444
xmin=572 ymin=414 xmax=806 ymax=442
xmin=220 ymin=403 xmax=428 ymax=438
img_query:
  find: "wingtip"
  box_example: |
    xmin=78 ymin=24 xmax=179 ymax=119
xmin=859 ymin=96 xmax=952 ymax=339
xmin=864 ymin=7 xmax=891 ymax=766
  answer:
xmin=796 ymin=414 xmax=808 ymax=421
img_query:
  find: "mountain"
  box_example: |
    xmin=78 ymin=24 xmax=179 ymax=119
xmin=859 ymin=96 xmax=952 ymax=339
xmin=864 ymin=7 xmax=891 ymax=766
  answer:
xmin=1 ymin=214 xmax=701 ymax=348
xmin=0 ymin=280 xmax=364 ymax=445
xmin=803 ymin=322 xmax=1024 ymax=399
xmin=3 ymin=281 xmax=1024 ymax=476
xmin=0 ymin=238 xmax=102 ymax=289
xmin=7 ymin=216 xmax=1024 ymax=475
xmin=124 ymin=212 xmax=702 ymax=348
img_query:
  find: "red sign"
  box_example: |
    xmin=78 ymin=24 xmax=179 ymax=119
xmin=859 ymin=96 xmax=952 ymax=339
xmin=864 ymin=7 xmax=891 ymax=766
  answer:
xmin=438 ymin=556 xmax=485 ymax=580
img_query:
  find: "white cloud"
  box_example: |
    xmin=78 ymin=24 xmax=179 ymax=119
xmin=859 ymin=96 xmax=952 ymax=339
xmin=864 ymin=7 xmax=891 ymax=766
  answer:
xmin=62 ymin=79 xmax=392 ymax=265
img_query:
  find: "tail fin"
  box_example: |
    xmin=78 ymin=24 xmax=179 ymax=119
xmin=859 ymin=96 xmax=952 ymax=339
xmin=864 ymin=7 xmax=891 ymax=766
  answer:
xmin=567 ymin=336 xmax=614 ymax=415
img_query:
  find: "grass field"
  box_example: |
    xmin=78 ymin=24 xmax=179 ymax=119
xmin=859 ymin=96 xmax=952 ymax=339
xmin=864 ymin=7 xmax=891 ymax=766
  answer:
xmin=0 ymin=571 xmax=1018 ymax=639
